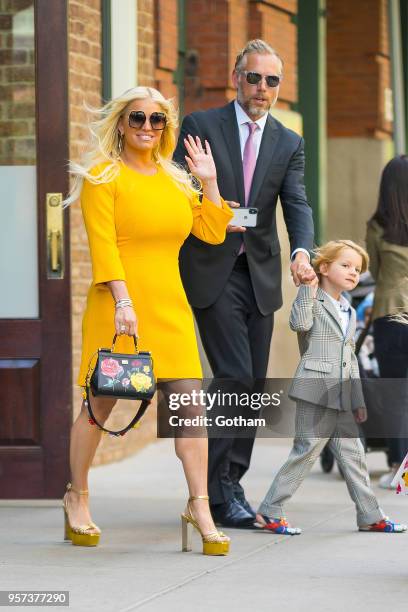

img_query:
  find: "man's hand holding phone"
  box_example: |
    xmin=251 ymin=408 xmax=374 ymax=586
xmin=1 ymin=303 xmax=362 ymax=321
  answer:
xmin=226 ymin=201 xmax=259 ymax=232
xmin=226 ymin=201 xmax=246 ymax=233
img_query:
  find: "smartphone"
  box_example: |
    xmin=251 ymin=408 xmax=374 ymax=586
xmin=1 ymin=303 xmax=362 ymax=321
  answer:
xmin=230 ymin=207 xmax=258 ymax=227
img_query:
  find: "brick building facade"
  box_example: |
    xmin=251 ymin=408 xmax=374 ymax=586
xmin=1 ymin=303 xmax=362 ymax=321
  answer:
xmin=65 ymin=0 xmax=402 ymax=465
xmin=0 ymin=0 xmax=408 ymax=490
xmin=326 ymin=0 xmax=394 ymax=243
xmin=183 ymin=0 xmax=298 ymax=113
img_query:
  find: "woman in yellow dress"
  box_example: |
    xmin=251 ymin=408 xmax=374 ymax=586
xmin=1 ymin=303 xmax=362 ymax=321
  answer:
xmin=63 ymin=86 xmax=234 ymax=554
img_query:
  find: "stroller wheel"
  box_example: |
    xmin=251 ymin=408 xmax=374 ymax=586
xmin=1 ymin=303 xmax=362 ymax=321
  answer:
xmin=320 ymin=446 xmax=334 ymax=473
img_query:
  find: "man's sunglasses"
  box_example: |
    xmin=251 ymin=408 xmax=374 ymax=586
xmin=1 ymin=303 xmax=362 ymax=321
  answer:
xmin=128 ymin=111 xmax=167 ymax=130
xmin=240 ymin=71 xmax=281 ymax=88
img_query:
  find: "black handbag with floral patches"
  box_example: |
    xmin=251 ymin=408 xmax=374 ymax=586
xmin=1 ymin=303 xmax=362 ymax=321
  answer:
xmin=85 ymin=335 xmax=156 ymax=436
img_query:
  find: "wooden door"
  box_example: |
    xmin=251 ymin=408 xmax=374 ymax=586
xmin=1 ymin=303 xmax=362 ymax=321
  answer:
xmin=0 ymin=0 xmax=71 ymax=498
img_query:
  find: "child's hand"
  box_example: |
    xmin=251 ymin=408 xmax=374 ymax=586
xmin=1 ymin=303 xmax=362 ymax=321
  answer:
xmin=290 ymin=252 xmax=316 ymax=287
xmin=353 ymin=407 xmax=367 ymax=424
xmin=303 ymin=276 xmax=319 ymax=298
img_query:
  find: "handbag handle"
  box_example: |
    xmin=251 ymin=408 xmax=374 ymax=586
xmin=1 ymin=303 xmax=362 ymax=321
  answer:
xmin=111 ymin=334 xmax=138 ymax=353
xmin=85 ymin=385 xmax=151 ymax=437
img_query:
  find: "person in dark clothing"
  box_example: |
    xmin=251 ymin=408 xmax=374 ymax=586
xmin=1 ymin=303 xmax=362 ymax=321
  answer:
xmin=174 ymin=39 xmax=315 ymax=528
xmin=366 ymin=154 xmax=408 ymax=489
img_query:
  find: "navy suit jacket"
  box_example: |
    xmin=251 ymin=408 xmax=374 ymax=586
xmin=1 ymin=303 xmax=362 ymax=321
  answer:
xmin=173 ymin=102 xmax=314 ymax=315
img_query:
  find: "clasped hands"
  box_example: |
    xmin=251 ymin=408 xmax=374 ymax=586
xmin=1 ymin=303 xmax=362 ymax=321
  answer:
xmin=291 ymin=252 xmax=317 ymax=289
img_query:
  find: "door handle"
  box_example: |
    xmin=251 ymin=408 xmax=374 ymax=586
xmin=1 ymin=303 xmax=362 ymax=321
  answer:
xmin=50 ymin=229 xmax=61 ymax=271
xmin=46 ymin=193 xmax=64 ymax=279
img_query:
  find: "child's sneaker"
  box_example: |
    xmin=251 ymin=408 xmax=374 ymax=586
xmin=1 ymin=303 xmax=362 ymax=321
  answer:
xmin=359 ymin=517 xmax=407 ymax=533
xmin=254 ymin=514 xmax=301 ymax=535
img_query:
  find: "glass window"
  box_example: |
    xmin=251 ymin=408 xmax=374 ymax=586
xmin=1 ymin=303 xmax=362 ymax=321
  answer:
xmin=0 ymin=0 xmax=38 ymax=318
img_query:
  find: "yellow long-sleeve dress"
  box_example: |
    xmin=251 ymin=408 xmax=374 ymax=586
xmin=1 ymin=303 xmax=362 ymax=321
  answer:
xmin=77 ymin=161 xmax=233 ymax=386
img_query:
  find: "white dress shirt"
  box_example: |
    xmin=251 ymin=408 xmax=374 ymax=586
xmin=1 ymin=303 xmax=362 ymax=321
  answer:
xmin=234 ymin=100 xmax=268 ymax=160
xmin=233 ymin=100 xmax=309 ymax=262
xmin=324 ymin=291 xmax=351 ymax=336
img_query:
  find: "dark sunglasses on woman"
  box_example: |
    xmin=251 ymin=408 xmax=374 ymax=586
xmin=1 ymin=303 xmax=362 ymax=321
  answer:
xmin=240 ymin=71 xmax=281 ymax=88
xmin=128 ymin=111 xmax=167 ymax=130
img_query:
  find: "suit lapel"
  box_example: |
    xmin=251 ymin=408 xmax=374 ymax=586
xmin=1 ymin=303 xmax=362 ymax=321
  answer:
xmin=317 ymin=288 xmax=344 ymax=336
xmin=220 ymin=103 xmax=245 ymax=205
xmin=248 ymin=114 xmax=280 ymax=207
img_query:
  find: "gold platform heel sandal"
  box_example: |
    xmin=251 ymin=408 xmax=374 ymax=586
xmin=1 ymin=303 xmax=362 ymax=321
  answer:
xmin=63 ymin=483 xmax=101 ymax=547
xmin=181 ymin=495 xmax=230 ymax=556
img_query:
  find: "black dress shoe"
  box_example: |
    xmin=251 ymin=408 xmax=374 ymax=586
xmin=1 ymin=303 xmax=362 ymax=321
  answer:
xmin=210 ymin=498 xmax=255 ymax=529
xmin=234 ymin=495 xmax=256 ymax=519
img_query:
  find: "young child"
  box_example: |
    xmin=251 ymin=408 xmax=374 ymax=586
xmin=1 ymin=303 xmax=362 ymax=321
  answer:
xmin=255 ymin=240 xmax=407 ymax=535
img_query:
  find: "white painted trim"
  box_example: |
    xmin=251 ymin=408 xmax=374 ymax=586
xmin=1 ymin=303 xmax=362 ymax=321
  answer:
xmin=111 ymin=0 xmax=138 ymax=98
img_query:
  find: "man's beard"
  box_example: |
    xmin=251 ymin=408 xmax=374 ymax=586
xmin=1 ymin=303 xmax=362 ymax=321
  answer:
xmin=247 ymin=102 xmax=270 ymax=119
xmin=237 ymin=92 xmax=272 ymax=119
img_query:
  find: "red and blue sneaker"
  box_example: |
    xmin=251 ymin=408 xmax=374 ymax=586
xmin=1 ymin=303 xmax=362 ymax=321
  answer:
xmin=359 ymin=517 xmax=407 ymax=533
xmin=254 ymin=514 xmax=301 ymax=535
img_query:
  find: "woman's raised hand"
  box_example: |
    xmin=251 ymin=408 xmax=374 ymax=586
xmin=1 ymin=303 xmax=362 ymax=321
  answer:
xmin=184 ymin=135 xmax=217 ymax=184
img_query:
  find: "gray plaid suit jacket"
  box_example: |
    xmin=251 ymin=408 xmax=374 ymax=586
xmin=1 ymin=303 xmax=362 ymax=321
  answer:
xmin=288 ymin=285 xmax=365 ymax=411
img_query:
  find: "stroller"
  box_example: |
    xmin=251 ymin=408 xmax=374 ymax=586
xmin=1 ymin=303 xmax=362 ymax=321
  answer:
xmin=320 ymin=272 xmax=392 ymax=475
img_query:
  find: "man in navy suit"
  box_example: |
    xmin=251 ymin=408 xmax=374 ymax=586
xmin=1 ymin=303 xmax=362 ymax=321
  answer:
xmin=174 ymin=39 xmax=316 ymax=528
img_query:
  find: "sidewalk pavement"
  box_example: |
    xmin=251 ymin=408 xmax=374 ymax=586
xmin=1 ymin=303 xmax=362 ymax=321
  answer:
xmin=1 ymin=437 xmax=407 ymax=612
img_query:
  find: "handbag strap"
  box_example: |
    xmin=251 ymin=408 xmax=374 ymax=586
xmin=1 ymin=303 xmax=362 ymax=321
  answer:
xmin=85 ymin=384 xmax=151 ymax=437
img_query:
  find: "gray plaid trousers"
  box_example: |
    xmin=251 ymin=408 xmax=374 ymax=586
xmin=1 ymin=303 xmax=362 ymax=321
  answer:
xmin=258 ymin=402 xmax=385 ymax=527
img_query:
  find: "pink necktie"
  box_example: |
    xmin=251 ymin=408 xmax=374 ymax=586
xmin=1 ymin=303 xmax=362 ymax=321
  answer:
xmin=243 ymin=122 xmax=258 ymax=205
xmin=238 ymin=122 xmax=258 ymax=256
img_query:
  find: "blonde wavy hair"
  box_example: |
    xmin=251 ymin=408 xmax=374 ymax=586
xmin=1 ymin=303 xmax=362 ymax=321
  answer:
xmin=312 ymin=240 xmax=369 ymax=277
xmin=63 ymin=86 xmax=200 ymax=206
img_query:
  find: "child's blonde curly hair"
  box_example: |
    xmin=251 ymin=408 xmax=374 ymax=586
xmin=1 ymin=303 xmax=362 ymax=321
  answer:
xmin=312 ymin=240 xmax=369 ymax=277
